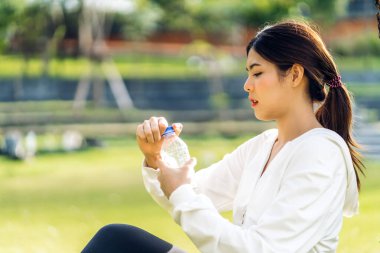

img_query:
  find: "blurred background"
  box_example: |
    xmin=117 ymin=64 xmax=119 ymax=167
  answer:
xmin=0 ymin=0 xmax=378 ymax=252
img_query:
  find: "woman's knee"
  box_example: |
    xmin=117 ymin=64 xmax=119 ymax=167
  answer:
xmin=82 ymin=224 xmax=174 ymax=253
xmin=94 ymin=224 xmax=141 ymax=243
xmin=82 ymin=224 xmax=134 ymax=253
xmin=97 ymin=224 xmax=133 ymax=236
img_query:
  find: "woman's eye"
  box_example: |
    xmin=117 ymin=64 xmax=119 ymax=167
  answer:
xmin=253 ymin=72 xmax=262 ymax=77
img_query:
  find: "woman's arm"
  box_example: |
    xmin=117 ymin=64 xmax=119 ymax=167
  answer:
xmin=169 ymin=138 xmax=347 ymax=253
xmin=142 ymin=135 xmax=262 ymax=212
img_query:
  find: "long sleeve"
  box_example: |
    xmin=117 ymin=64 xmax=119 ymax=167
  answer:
xmin=142 ymin=133 xmax=264 ymax=213
xmin=191 ymin=137 xmax=256 ymax=211
xmin=168 ymin=137 xmax=347 ymax=253
xmin=142 ymin=164 xmax=173 ymax=211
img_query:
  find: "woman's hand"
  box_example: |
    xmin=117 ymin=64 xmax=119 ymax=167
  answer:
xmin=157 ymin=158 xmax=197 ymax=198
xmin=136 ymin=116 xmax=182 ymax=169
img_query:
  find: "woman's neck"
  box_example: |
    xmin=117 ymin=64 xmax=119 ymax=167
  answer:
xmin=275 ymin=106 xmax=323 ymax=145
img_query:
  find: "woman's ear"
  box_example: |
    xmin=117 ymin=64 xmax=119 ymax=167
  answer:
xmin=290 ymin=64 xmax=305 ymax=87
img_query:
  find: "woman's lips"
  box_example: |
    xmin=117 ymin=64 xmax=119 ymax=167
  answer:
xmin=250 ymin=99 xmax=259 ymax=107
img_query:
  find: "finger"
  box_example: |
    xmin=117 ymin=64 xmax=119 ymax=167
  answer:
xmin=149 ymin=117 xmax=161 ymax=142
xmin=183 ymin=157 xmax=197 ymax=169
xmin=136 ymin=123 xmax=147 ymax=143
xmin=158 ymin=117 xmax=169 ymax=136
xmin=143 ymin=120 xmax=154 ymax=143
xmin=172 ymin=123 xmax=183 ymax=136
xmin=180 ymin=158 xmax=197 ymax=179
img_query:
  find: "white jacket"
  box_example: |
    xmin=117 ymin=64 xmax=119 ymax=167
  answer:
xmin=142 ymin=128 xmax=359 ymax=253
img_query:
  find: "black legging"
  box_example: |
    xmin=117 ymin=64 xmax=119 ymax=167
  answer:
xmin=82 ymin=224 xmax=180 ymax=253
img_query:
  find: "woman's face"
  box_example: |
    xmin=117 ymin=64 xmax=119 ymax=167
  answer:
xmin=244 ymin=48 xmax=294 ymax=121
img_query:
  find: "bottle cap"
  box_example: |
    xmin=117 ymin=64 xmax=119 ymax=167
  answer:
xmin=162 ymin=126 xmax=175 ymax=137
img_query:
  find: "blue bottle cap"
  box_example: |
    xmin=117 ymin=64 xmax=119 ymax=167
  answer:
xmin=162 ymin=126 xmax=175 ymax=137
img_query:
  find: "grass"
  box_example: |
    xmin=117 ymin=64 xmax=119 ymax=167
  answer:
xmin=0 ymin=135 xmax=379 ymax=253
xmin=0 ymin=55 xmax=209 ymax=79
xmin=0 ymin=54 xmax=378 ymax=79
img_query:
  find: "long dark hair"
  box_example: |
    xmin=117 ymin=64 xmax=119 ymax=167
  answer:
xmin=246 ymin=20 xmax=365 ymax=190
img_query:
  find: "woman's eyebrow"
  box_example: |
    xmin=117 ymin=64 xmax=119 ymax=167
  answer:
xmin=245 ymin=63 xmax=261 ymax=71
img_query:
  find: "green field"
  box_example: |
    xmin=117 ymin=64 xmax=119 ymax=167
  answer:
xmin=0 ymin=54 xmax=379 ymax=79
xmin=0 ymin=135 xmax=379 ymax=253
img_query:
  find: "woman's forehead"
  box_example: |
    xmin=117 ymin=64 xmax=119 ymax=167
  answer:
xmin=246 ymin=49 xmax=269 ymax=68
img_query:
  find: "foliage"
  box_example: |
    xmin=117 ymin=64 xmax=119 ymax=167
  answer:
xmin=8 ymin=1 xmax=55 ymax=57
xmin=0 ymin=0 xmax=343 ymax=53
xmin=150 ymin=0 xmax=189 ymax=31
xmin=0 ymin=1 xmax=17 ymax=53
xmin=117 ymin=0 xmax=162 ymax=40
xmin=302 ymin=0 xmax=337 ymax=24
xmin=235 ymin=0 xmax=295 ymax=27
xmin=151 ymin=0 xmax=341 ymax=35
xmin=0 ymin=0 xmax=346 ymax=61
xmin=149 ymin=0 xmax=296 ymax=37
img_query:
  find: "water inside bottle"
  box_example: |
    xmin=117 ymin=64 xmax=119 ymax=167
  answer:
xmin=161 ymin=127 xmax=190 ymax=167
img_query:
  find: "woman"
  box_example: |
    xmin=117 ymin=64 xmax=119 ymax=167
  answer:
xmin=82 ymin=20 xmax=364 ymax=253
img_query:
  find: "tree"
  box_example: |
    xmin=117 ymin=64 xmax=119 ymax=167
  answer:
xmin=0 ymin=1 xmax=17 ymax=53
xmin=303 ymin=0 xmax=338 ymax=25
xmin=0 ymin=1 xmax=52 ymax=99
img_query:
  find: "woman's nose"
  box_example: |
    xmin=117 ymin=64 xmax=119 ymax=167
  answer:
xmin=243 ymin=77 xmax=253 ymax=93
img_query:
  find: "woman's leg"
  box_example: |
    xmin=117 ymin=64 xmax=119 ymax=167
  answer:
xmin=81 ymin=224 xmax=183 ymax=253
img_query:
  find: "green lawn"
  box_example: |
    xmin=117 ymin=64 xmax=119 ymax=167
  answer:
xmin=0 ymin=55 xmax=211 ymax=79
xmin=0 ymin=54 xmax=378 ymax=79
xmin=0 ymin=135 xmax=379 ymax=253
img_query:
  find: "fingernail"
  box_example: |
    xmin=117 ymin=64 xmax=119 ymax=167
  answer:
xmin=173 ymin=123 xmax=182 ymax=129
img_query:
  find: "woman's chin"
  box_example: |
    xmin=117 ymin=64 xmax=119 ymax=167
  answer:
xmin=254 ymin=112 xmax=273 ymax=122
xmin=253 ymin=111 xmax=263 ymax=121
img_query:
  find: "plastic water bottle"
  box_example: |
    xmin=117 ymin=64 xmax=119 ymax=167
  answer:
xmin=161 ymin=126 xmax=190 ymax=167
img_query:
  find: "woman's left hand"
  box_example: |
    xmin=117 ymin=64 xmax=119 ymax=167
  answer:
xmin=157 ymin=158 xmax=197 ymax=198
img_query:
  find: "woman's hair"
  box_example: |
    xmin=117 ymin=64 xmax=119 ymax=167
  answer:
xmin=246 ymin=20 xmax=365 ymax=190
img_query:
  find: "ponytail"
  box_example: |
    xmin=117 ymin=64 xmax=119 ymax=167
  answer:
xmin=316 ymin=83 xmax=365 ymax=190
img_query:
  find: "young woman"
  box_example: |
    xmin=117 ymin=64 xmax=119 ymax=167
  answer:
xmin=82 ymin=20 xmax=364 ymax=253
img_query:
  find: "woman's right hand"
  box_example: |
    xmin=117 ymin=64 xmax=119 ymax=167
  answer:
xmin=136 ymin=116 xmax=182 ymax=169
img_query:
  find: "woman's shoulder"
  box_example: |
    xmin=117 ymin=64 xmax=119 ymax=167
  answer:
xmin=287 ymin=128 xmax=352 ymax=166
xmin=291 ymin=128 xmax=348 ymax=152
